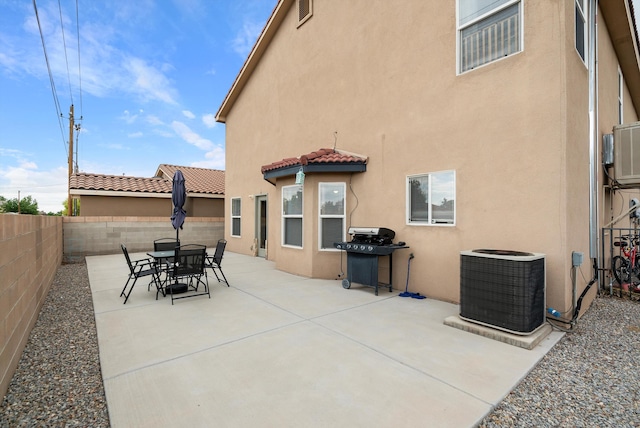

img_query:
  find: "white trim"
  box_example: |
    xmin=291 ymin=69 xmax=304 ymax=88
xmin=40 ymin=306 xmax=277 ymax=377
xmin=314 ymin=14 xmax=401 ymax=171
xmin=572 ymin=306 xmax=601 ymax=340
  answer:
xmin=406 ymin=170 xmax=456 ymax=227
xmin=282 ymin=184 xmax=304 ymax=248
xmin=456 ymin=0 xmax=523 ymax=75
xmin=231 ymin=197 xmax=242 ymax=237
xmin=575 ymin=0 xmax=588 ymax=65
xmin=618 ymin=66 xmax=624 ymax=124
xmin=318 ymin=182 xmax=346 ymax=251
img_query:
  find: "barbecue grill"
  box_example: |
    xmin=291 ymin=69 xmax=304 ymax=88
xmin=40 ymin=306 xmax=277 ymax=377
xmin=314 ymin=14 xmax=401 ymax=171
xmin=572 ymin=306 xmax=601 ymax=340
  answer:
xmin=334 ymin=227 xmax=409 ymax=295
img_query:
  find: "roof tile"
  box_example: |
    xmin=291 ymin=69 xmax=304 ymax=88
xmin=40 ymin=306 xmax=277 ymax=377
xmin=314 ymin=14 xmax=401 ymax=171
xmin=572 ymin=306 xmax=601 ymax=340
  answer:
xmin=70 ymin=165 xmax=225 ymax=195
xmin=261 ymin=148 xmax=367 ymax=173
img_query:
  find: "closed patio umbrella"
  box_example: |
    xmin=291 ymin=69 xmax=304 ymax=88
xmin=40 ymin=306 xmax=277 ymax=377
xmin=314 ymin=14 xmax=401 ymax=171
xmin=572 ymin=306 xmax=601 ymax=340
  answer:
xmin=168 ymin=170 xmax=188 ymax=294
xmin=170 ymin=170 xmax=186 ymax=242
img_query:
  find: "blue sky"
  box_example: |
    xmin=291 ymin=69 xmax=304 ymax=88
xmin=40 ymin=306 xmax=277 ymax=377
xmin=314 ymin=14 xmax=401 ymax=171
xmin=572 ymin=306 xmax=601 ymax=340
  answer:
xmin=0 ymin=0 xmax=277 ymax=212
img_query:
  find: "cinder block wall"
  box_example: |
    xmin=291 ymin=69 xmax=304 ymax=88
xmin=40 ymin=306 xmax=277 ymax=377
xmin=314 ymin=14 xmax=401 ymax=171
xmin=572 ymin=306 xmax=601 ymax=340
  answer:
xmin=63 ymin=216 xmax=225 ymax=262
xmin=0 ymin=214 xmax=63 ymax=399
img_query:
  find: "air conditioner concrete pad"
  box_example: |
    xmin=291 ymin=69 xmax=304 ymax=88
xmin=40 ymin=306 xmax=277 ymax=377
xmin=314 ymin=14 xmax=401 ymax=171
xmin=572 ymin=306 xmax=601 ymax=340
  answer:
xmin=444 ymin=315 xmax=553 ymax=350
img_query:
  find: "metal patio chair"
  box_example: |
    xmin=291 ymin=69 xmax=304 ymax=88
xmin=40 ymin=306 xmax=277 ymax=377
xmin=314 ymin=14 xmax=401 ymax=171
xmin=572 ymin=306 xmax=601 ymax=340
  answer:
xmin=205 ymin=239 xmax=230 ymax=287
xmin=167 ymin=244 xmax=210 ymax=304
xmin=120 ymin=244 xmax=163 ymax=304
xmin=152 ymin=237 xmax=180 ymax=288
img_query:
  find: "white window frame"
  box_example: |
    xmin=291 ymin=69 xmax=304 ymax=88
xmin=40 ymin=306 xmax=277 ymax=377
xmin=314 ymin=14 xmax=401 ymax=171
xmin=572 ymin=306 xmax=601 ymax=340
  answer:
xmin=407 ymin=170 xmax=456 ymax=226
xmin=318 ymin=182 xmax=346 ymax=251
xmin=231 ymin=197 xmax=241 ymax=237
xmin=282 ymin=185 xmax=303 ymax=248
xmin=575 ymin=0 xmax=587 ymax=64
xmin=457 ymin=0 xmax=522 ymax=74
xmin=618 ymin=67 xmax=624 ymax=124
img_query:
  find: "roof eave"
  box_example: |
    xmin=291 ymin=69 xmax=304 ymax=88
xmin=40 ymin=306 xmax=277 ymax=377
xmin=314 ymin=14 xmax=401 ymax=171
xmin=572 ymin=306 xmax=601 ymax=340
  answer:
xmin=262 ymin=163 xmax=367 ymax=182
xmin=601 ymin=0 xmax=640 ymax=113
xmin=216 ymin=0 xmax=294 ymax=123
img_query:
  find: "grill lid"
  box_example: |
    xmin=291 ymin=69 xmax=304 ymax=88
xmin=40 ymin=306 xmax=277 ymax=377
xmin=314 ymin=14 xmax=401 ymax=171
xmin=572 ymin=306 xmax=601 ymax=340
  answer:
xmin=348 ymin=227 xmax=395 ymax=240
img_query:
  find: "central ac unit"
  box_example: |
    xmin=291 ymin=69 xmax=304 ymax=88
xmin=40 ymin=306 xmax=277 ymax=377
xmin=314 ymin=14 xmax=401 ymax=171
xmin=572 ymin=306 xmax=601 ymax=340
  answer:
xmin=614 ymin=121 xmax=640 ymax=186
xmin=460 ymin=249 xmax=545 ymax=335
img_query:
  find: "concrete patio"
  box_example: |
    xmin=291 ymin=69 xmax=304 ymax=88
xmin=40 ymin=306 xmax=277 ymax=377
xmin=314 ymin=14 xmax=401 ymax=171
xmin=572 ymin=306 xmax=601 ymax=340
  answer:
xmin=86 ymin=251 xmax=563 ymax=428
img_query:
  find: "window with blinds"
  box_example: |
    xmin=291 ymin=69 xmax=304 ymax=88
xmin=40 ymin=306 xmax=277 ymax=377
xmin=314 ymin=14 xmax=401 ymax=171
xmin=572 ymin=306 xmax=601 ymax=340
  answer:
xmin=458 ymin=0 xmax=521 ymax=73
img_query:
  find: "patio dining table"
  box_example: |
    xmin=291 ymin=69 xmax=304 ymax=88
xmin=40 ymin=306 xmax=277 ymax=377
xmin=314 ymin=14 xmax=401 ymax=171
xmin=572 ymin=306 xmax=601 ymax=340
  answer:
xmin=147 ymin=250 xmax=188 ymax=294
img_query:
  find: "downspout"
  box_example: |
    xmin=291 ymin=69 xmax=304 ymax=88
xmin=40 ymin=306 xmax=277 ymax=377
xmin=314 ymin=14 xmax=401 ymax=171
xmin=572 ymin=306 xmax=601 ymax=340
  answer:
xmin=553 ymin=0 xmax=600 ymax=330
xmin=588 ymin=0 xmax=598 ymax=262
xmin=575 ymin=0 xmax=599 ymax=325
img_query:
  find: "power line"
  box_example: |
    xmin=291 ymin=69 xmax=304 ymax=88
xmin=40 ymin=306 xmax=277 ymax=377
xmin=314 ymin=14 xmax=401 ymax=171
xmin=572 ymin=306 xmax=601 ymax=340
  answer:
xmin=75 ymin=0 xmax=83 ymax=118
xmin=32 ymin=0 xmax=67 ymax=158
xmin=57 ymin=0 xmax=74 ymax=105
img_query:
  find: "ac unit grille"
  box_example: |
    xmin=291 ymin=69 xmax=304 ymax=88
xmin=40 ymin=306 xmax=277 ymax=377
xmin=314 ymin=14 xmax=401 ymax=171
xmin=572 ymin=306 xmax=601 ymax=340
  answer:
xmin=460 ymin=250 xmax=545 ymax=335
xmin=614 ymin=122 xmax=640 ymax=185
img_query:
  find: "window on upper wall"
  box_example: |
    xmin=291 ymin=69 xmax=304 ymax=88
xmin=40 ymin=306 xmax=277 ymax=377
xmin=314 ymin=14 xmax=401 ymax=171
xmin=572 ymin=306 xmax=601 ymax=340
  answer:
xmin=282 ymin=185 xmax=303 ymax=247
xmin=407 ymin=171 xmax=456 ymax=226
xmin=298 ymin=0 xmax=313 ymax=27
xmin=458 ymin=0 xmax=522 ymax=73
xmin=575 ymin=0 xmax=587 ymax=63
xmin=619 ymin=68 xmax=624 ymax=124
xmin=231 ymin=197 xmax=241 ymax=237
xmin=319 ymin=182 xmax=345 ymax=250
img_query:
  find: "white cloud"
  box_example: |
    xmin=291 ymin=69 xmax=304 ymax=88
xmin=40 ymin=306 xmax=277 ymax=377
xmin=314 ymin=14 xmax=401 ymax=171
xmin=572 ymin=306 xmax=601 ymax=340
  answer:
xmin=202 ymin=113 xmax=217 ymax=128
xmin=121 ymin=110 xmax=140 ymax=124
xmin=171 ymin=121 xmax=214 ymax=150
xmin=191 ymin=146 xmax=225 ymax=170
xmin=231 ymin=20 xmax=264 ymax=57
xmin=8 ymin=4 xmax=180 ymax=105
xmin=128 ymin=131 xmax=144 ymax=138
xmin=125 ymin=57 xmax=178 ymax=104
xmin=146 ymin=115 xmax=164 ymax=126
xmin=0 ymin=165 xmax=68 ymax=213
xmin=182 ymin=110 xmax=196 ymax=119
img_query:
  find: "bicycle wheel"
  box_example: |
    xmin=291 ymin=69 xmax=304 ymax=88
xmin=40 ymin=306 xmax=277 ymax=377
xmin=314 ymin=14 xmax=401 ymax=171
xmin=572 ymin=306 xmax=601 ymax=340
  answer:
xmin=612 ymin=255 xmax=631 ymax=285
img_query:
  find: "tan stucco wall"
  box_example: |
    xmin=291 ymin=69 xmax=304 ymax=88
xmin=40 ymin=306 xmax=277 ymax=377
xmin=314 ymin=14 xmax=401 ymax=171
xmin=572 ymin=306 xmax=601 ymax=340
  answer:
xmin=77 ymin=195 xmax=224 ymax=218
xmin=222 ymin=1 xmax=637 ymax=310
xmin=0 ymin=214 xmax=63 ymax=400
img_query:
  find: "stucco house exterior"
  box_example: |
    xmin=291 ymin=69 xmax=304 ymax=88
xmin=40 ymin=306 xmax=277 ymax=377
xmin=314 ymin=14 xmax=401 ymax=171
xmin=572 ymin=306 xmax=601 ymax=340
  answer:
xmin=215 ymin=0 xmax=640 ymax=316
xmin=69 ymin=164 xmax=225 ymax=217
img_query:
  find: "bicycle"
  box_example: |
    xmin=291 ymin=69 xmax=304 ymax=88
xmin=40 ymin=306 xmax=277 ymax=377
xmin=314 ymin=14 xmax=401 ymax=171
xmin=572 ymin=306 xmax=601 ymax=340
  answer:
xmin=612 ymin=234 xmax=640 ymax=285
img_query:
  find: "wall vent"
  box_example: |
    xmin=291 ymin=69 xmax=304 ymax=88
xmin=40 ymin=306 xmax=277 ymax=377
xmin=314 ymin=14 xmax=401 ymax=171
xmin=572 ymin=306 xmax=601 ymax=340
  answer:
xmin=297 ymin=0 xmax=313 ymax=27
xmin=614 ymin=122 xmax=640 ymax=185
xmin=460 ymin=250 xmax=545 ymax=335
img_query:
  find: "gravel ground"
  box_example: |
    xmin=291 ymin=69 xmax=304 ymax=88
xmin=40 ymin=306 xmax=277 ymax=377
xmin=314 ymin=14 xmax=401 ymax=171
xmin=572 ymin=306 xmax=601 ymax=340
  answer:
xmin=1 ymin=262 xmax=639 ymax=427
xmin=0 ymin=262 xmax=109 ymax=428
xmin=480 ymin=293 xmax=640 ymax=427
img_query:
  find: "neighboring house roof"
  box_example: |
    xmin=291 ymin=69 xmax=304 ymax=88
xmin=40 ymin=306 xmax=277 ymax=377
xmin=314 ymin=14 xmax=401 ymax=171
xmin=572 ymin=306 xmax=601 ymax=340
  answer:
xmin=261 ymin=148 xmax=367 ymax=184
xmin=155 ymin=165 xmax=225 ymax=196
xmin=217 ymin=0 xmax=640 ymax=120
xmin=70 ymin=165 xmax=225 ymax=198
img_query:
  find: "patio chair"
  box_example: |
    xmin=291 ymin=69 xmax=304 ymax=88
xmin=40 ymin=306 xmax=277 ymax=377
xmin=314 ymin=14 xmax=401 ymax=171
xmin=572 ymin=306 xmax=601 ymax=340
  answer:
xmin=167 ymin=244 xmax=210 ymax=304
xmin=120 ymin=244 xmax=164 ymax=304
xmin=205 ymin=239 xmax=230 ymax=287
xmin=152 ymin=237 xmax=180 ymax=288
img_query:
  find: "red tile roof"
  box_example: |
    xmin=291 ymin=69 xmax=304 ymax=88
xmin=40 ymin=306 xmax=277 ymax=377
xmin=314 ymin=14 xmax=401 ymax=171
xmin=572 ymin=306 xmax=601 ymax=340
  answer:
xmin=70 ymin=165 xmax=225 ymax=196
xmin=156 ymin=165 xmax=225 ymax=195
xmin=261 ymin=148 xmax=367 ymax=173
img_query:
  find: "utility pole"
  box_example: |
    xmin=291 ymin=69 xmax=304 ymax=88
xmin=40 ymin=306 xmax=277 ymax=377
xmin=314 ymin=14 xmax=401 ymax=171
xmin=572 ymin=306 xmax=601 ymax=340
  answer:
xmin=67 ymin=105 xmax=74 ymax=216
